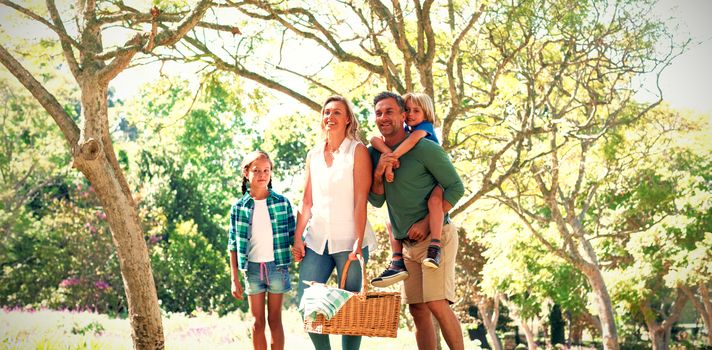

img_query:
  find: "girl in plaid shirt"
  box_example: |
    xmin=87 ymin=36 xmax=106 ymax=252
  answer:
xmin=228 ymin=150 xmax=296 ymax=350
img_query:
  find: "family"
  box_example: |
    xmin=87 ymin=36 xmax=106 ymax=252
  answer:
xmin=227 ymin=91 xmax=465 ymax=350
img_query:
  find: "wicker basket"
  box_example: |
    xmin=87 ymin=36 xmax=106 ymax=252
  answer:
xmin=303 ymin=254 xmax=401 ymax=337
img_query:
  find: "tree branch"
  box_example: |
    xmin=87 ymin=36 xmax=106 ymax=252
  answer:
xmin=275 ymin=65 xmax=341 ymax=97
xmin=182 ymin=36 xmax=321 ymax=112
xmin=660 ymin=289 xmax=688 ymax=330
xmin=0 ymin=44 xmax=79 ymax=147
xmin=446 ymin=6 xmax=483 ymax=117
xmin=44 ymin=0 xmax=81 ymax=78
xmin=98 ymin=0 xmax=213 ymax=83
xmin=236 ymin=1 xmax=387 ymax=78
xmin=0 ymin=0 xmax=81 ymax=49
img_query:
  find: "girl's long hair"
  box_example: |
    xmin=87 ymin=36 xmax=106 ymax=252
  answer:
xmin=240 ymin=150 xmax=273 ymax=194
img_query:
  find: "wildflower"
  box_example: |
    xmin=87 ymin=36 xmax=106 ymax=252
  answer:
xmin=59 ymin=277 xmax=81 ymax=288
xmin=85 ymin=223 xmax=97 ymax=234
xmin=94 ymin=281 xmax=110 ymax=290
xmin=148 ymin=235 xmax=162 ymax=245
xmin=95 ymin=211 xmax=107 ymax=220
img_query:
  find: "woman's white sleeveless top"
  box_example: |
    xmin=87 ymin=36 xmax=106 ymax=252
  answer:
xmin=305 ymin=137 xmax=378 ymax=255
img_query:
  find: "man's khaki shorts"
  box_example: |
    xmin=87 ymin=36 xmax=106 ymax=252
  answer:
xmin=401 ymin=224 xmax=458 ymax=304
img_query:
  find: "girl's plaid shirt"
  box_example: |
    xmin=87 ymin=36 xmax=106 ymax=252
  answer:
xmin=228 ymin=190 xmax=296 ymax=270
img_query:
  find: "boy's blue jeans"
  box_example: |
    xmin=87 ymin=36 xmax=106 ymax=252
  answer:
xmin=297 ymin=245 xmax=370 ymax=350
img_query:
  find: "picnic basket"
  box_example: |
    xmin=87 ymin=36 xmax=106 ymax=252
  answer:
xmin=303 ymin=254 xmax=401 ymax=337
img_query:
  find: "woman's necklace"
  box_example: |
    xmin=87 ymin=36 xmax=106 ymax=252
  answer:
xmin=324 ymin=142 xmax=339 ymax=166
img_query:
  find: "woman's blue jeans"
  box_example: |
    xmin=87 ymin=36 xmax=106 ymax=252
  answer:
xmin=297 ymin=245 xmax=370 ymax=350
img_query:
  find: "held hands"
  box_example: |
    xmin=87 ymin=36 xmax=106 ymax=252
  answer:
xmin=292 ymin=238 xmax=306 ymax=262
xmin=231 ymin=279 xmax=244 ymax=300
xmin=375 ymin=153 xmax=400 ymax=180
xmin=407 ymin=217 xmax=430 ymax=242
xmin=385 ymin=152 xmax=400 ymax=168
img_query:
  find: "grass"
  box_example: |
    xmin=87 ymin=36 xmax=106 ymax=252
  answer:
xmin=1 ymin=308 xmax=484 ymax=349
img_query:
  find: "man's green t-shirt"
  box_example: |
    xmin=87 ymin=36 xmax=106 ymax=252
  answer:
xmin=368 ymin=139 xmax=464 ymax=240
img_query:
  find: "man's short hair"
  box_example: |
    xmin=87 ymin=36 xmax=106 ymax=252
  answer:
xmin=373 ymin=91 xmax=406 ymax=112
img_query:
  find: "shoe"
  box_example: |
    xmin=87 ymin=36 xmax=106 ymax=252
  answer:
xmin=422 ymin=245 xmax=441 ymax=269
xmin=371 ymin=264 xmax=409 ymax=288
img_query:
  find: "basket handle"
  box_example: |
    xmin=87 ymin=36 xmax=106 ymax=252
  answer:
xmin=339 ymin=253 xmax=367 ymax=295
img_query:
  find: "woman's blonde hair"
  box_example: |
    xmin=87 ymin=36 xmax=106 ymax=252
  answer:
xmin=403 ymin=92 xmax=436 ymax=124
xmin=320 ymin=95 xmax=360 ymax=140
xmin=240 ymin=150 xmax=273 ymax=194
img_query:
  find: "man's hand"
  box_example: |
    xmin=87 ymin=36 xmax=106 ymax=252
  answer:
xmin=231 ymin=279 xmax=244 ymax=300
xmin=407 ymin=217 xmax=430 ymax=242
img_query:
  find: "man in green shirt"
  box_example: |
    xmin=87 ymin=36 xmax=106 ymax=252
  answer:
xmin=368 ymin=91 xmax=465 ymax=350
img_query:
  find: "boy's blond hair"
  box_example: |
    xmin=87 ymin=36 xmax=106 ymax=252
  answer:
xmin=403 ymin=92 xmax=436 ymax=124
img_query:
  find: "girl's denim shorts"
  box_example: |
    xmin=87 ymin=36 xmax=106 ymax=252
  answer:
xmin=245 ymin=261 xmax=291 ymax=295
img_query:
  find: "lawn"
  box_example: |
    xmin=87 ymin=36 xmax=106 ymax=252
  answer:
xmin=0 ymin=308 xmax=483 ymax=349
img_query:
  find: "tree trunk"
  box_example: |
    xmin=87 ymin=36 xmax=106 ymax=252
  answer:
xmin=73 ymin=82 xmax=164 ymax=350
xmin=569 ymin=312 xmax=593 ymax=346
xmin=650 ymin=328 xmax=671 ymax=350
xmin=682 ymin=284 xmax=712 ymax=345
xmin=500 ymin=296 xmax=538 ymax=350
xmin=640 ymin=288 xmax=689 ymax=350
xmin=581 ymin=264 xmax=619 ymax=350
xmin=521 ymin=319 xmax=538 ymax=350
xmin=479 ymin=297 xmax=504 ymax=350
xmin=550 ymin=304 xmax=565 ymax=346
xmin=703 ymin=284 xmax=712 ymax=345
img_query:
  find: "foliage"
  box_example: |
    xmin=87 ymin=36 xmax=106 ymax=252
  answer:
xmin=0 ymin=74 xmax=125 ymax=313
xmin=120 ymin=75 xmax=254 ymax=315
xmin=150 ymin=221 xmax=244 ymax=315
xmin=0 ymin=183 xmax=125 ymax=313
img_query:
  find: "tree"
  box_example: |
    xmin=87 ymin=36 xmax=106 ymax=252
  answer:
xmin=593 ymin=108 xmax=710 ymax=349
xmin=475 ymin=214 xmax=590 ymax=350
xmin=170 ymin=3 xmax=682 ymax=347
xmin=0 ymin=1 xmax=218 ymax=348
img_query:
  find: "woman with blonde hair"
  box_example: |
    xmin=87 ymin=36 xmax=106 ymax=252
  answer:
xmin=292 ymin=95 xmax=378 ymax=350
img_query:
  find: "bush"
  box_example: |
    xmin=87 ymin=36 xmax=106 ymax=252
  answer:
xmin=151 ymin=220 xmax=246 ymax=315
xmin=1 ymin=189 xmax=125 ymax=313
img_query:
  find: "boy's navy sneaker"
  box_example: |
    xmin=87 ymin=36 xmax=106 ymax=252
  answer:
xmin=422 ymin=245 xmax=441 ymax=269
xmin=371 ymin=261 xmax=409 ymax=288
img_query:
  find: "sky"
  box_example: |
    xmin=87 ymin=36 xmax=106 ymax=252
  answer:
xmin=635 ymin=0 xmax=712 ymax=113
